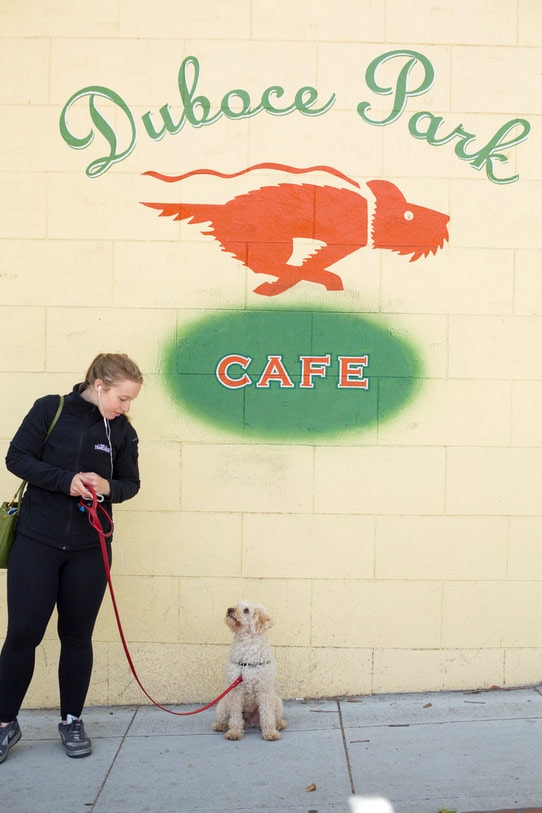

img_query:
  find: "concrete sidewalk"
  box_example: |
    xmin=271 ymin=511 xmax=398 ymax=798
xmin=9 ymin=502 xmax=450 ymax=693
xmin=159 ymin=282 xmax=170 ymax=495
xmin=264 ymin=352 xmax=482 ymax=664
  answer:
xmin=2 ymin=685 xmax=541 ymax=813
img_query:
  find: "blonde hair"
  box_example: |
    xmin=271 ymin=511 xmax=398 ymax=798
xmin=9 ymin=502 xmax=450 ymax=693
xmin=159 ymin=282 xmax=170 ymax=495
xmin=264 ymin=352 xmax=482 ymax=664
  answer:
xmin=84 ymin=353 xmax=143 ymax=389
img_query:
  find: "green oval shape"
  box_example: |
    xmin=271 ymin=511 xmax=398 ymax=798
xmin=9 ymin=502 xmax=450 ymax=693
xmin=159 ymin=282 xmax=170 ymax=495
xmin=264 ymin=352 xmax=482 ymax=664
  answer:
xmin=163 ymin=309 xmax=423 ymax=440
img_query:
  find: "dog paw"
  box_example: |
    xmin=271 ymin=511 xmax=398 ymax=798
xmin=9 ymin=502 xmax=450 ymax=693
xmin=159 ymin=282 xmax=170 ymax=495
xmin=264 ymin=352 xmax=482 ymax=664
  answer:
xmin=261 ymin=730 xmax=281 ymax=741
xmin=212 ymin=722 xmax=228 ymax=732
xmin=277 ymin=719 xmax=287 ymax=730
xmin=225 ymin=729 xmax=245 ymax=740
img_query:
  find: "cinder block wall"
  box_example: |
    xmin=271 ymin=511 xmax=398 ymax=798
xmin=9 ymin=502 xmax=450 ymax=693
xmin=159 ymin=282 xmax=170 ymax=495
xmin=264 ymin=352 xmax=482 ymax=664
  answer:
xmin=0 ymin=1 xmax=541 ymax=708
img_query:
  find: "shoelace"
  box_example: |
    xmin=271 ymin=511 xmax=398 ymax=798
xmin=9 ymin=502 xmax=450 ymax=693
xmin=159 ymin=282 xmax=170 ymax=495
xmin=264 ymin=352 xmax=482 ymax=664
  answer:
xmin=68 ymin=720 xmax=86 ymax=741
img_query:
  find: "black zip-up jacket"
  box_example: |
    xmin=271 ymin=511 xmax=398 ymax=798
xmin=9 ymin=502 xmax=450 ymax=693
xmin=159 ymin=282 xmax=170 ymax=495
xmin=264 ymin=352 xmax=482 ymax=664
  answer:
xmin=5 ymin=384 xmax=140 ymax=550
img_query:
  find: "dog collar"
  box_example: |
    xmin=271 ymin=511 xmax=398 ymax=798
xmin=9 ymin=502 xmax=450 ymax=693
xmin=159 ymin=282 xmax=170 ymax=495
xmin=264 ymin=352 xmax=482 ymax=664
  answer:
xmin=233 ymin=660 xmax=271 ymax=667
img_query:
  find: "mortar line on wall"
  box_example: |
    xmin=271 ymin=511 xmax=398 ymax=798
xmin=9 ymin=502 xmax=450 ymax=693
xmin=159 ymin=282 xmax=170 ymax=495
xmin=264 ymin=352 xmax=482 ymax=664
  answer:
xmin=110 ymin=239 xmax=117 ymax=306
xmin=445 ymin=313 xmax=450 ymax=380
xmin=375 ymin=377 xmax=381 ymax=443
xmin=176 ymin=568 xmax=182 ymax=646
xmin=511 ymin=248 xmax=517 ymax=316
xmin=448 ymin=44 xmax=453 ymax=112
xmin=240 ymin=512 xmax=245 ymax=577
xmin=43 ymin=307 xmax=49 ymax=371
xmin=308 ymin=579 xmax=314 ymax=649
xmin=504 ymin=514 xmax=511 ymax=579
xmin=443 ymin=445 xmax=449 ymax=516
xmin=373 ymin=515 xmax=378 ymax=580
xmin=508 ymin=375 xmax=514 ymax=448
xmin=311 ymin=445 xmax=316 ymax=514
xmin=439 ymin=580 xmax=445 ymax=649
xmin=178 ymin=440 xmax=183 ymax=512
xmin=114 ymin=0 xmax=121 ymax=35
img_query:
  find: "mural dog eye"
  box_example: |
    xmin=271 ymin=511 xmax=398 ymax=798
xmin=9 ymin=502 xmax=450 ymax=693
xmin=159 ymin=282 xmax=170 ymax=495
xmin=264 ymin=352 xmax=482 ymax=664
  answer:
xmin=142 ymin=163 xmax=449 ymax=296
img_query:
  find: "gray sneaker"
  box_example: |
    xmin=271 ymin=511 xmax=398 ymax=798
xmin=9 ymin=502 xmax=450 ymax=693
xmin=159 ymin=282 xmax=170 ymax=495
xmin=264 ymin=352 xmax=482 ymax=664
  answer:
xmin=58 ymin=718 xmax=92 ymax=758
xmin=0 ymin=720 xmax=22 ymax=764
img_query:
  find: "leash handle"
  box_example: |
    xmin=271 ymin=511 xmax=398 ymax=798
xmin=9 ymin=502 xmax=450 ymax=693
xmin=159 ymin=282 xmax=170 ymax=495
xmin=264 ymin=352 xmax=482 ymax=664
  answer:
xmin=79 ymin=486 xmax=242 ymax=716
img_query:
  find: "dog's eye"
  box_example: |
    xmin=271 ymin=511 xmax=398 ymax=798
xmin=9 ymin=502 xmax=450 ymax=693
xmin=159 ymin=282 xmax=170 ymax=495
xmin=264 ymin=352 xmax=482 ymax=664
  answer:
xmin=243 ymin=608 xmax=250 ymax=614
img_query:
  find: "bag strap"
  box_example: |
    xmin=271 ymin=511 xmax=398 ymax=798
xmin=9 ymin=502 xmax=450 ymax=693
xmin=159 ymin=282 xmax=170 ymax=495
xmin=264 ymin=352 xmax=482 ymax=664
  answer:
xmin=44 ymin=394 xmax=64 ymax=447
xmin=11 ymin=480 xmax=26 ymax=505
xmin=10 ymin=395 xmax=64 ymax=504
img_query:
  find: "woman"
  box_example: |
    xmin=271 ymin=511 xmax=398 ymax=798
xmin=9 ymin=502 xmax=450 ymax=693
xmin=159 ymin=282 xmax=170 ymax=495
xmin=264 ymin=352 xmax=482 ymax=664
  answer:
xmin=0 ymin=353 xmax=143 ymax=763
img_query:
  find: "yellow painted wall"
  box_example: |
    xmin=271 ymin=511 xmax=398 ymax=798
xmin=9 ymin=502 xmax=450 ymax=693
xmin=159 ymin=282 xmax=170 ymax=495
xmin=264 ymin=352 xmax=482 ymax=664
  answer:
xmin=0 ymin=0 xmax=541 ymax=708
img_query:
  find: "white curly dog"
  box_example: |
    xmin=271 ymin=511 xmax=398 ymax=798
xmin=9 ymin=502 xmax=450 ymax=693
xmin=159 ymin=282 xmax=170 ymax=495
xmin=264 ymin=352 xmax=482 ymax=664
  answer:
xmin=212 ymin=600 xmax=286 ymax=741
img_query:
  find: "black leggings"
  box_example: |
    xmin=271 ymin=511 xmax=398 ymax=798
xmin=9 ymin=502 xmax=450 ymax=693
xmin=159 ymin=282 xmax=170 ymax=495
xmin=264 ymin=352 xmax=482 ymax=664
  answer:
xmin=0 ymin=534 xmax=110 ymax=722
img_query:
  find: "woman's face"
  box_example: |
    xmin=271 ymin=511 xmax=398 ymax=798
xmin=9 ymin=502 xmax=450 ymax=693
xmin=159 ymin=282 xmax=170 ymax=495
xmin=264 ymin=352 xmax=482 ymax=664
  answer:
xmin=95 ymin=379 xmax=141 ymax=420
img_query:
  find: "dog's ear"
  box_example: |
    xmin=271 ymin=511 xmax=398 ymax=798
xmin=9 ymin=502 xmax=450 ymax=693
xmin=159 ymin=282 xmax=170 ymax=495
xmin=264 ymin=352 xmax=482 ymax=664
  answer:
xmin=253 ymin=607 xmax=272 ymax=632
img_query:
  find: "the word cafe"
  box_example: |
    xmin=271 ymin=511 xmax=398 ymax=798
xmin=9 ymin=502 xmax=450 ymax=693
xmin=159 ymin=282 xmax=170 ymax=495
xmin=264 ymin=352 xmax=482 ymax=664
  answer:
xmin=215 ymin=354 xmax=370 ymax=390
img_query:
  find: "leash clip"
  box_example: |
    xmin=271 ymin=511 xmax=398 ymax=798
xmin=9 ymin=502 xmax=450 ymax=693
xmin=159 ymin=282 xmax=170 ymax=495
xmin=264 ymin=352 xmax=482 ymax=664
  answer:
xmin=79 ymin=492 xmax=104 ymax=509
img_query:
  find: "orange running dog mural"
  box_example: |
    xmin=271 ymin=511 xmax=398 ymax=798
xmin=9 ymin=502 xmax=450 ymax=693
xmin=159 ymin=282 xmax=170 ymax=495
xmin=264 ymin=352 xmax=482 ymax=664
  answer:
xmin=142 ymin=163 xmax=450 ymax=296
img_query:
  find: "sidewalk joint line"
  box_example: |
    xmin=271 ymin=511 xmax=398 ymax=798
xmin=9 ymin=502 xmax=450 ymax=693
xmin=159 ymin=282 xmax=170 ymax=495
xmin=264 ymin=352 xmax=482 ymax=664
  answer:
xmin=91 ymin=707 xmax=139 ymax=809
xmin=337 ymin=699 xmax=356 ymax=796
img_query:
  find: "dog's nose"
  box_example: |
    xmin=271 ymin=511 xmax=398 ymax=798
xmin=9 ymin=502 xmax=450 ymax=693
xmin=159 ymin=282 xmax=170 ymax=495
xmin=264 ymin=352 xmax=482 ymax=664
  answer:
xmin=227 ymin=607 xmax=235 ymax=616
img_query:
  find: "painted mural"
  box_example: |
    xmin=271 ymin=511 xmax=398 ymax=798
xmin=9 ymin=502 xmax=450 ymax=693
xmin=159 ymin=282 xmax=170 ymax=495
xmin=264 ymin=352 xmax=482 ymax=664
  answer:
xmin=142 ymin=164 xmax=450 ymax=295
xmin=142 ymin=163 xmax=440 ymax=437
xmin=163 ymin=309 xmax=421 ymax=439
xmin=59 ymin=51 xmax=530 ymax=185
xmin=57 ymin=48 xmax=531 ymax=438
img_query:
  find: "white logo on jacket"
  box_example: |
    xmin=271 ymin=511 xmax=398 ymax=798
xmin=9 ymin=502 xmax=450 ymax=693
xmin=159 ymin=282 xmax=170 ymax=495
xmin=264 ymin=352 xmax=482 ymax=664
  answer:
xmin=94 ymin=444 xmax=111 ymax=453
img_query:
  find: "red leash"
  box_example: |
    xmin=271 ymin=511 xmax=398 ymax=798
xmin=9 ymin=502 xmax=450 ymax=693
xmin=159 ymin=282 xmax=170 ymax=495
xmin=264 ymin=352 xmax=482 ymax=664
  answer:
xmin=79 ymin=486 xmax=242 ymax=715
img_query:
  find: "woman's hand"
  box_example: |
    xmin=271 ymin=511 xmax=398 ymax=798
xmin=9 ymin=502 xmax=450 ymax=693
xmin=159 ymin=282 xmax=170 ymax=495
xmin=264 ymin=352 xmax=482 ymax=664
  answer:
xmin=70 ymin=472 xmax=111 ymax=499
